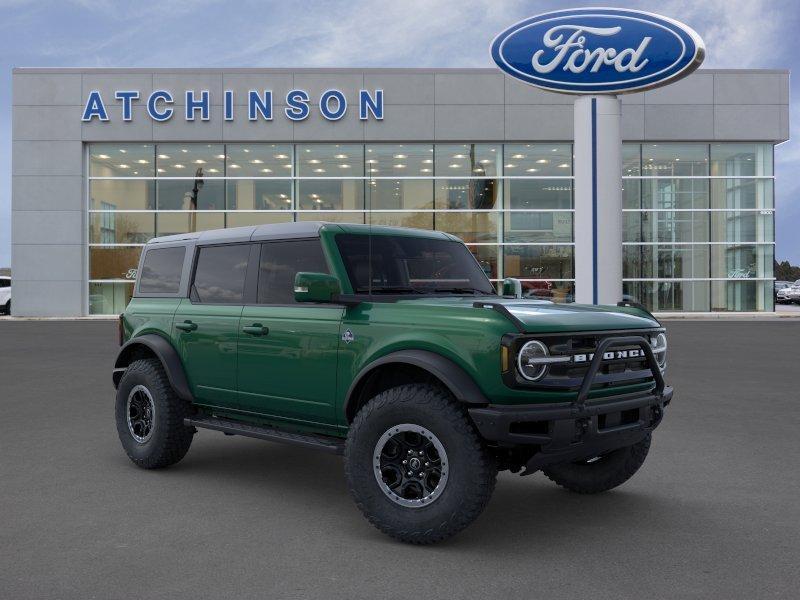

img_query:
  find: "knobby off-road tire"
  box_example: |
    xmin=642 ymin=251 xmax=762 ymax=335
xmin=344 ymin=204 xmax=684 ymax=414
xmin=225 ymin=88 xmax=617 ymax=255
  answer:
xmin=542 ymin=434 xmax=652 ymax=494
xmin=345 ymin=384 xmax=497 ymax=544
xmin=115 ymin=358 xmax=194 ymax=469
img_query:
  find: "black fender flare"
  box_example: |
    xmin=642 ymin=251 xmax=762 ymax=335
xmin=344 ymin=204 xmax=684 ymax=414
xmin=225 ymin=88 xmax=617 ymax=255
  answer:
xmin=113 ymin=334 xmax=193 ymax=402
xmin=344 ymin=349 xmax=488 ymax=420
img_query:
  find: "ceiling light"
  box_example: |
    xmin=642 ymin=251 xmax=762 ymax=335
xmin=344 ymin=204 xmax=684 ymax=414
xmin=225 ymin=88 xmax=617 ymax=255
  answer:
xmin=394 ymin=154 xmax=407 ymax=159
xmin=334 ymin=154 xmax=348 ymax=159
xmin=157 ymin=168 xmax=165 ymax=173
xmin=366 ymin=159 xmax=377 ymax=164
xmin=194 ymin=159 xmax=206 ymax=164
xmin=526 ymin=168 xmax=539 ymax=173
xmin=449 ymin=164 xmax=461 ymax=168
xmin=158 ymin=154 xmax=170 ymax=160
xmin=208 ymin=168 xmax=219 ymax=173
xmin=420 ymin=168 xmax=431 ymax=173
xmin=452 ymin=154 xmax=466 ymax=159
xmin=558 ymin=163 xmax=570 ymax=168
xmin=215 ymin=154 xmax=225 ymax=159
xmin=118 ymin=164 xmax=130 ymax=169
xmin=479 ymin=159 xmax=491 ymax=164
xmin=96 ymin=154 xmax=110 ymax=159
xmin=505 ymin=164 xmax=516 ymax=168
xmin=261 ymin=168 xmax=272 ymax=173
xmin=394 ymin=164 xmax=406 ymax=169
xmin=536 ymin=159 xmax=549 ymax=164
xmin=173 ymin=164 xmax=185 ymax=169
xmin=308 ymin=159 xmax=321 ymax=164
xmin=229 ymin=164 xmax=241 ymax=169
xmin=284 ymin=164 xmax=292 ymax=169
xmin=243 ymin=148 xmax=250 ymax=153
xmin=250 ymin=159 xmax=263 ymax=164
xmin=512 ymin=154 xmax=525 ymax=159
xmin=119 ymin=149 xmax=127 ymax=153
xmin=313 ymin=168 xmax=325 ymax=173
xmin=339 ymin=164 xmax=350 ymax=169
xmin=180 ymin=149 xmax=188 ymax=153
xmin=274 ymin=154 xmax=288 ymax=159
xmin=422 ymin=159 xmax=433 ymax=164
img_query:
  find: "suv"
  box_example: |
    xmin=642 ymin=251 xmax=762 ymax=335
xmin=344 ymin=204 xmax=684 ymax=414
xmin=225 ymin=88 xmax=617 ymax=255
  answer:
xmin=0 ymin=276 xmax=10 ymax=314
xmin=114 ymin=223 xmax=672 ymax=544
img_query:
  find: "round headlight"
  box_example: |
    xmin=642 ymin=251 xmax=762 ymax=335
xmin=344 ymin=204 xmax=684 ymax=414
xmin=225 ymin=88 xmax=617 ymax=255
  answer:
xmin=651 ymin=332 xmax=667 ymax=369
xmin=517 ymin=340 xmax=550 ymax=381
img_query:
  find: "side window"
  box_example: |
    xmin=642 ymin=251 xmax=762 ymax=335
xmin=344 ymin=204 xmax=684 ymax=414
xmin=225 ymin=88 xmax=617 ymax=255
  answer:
xmin=139 ymin=246 xmax=185 ymax=294
xmin=258 ymin=240 xmax=329 ymax=304
xmin=192 ymin=244 xmax=251 ymax=304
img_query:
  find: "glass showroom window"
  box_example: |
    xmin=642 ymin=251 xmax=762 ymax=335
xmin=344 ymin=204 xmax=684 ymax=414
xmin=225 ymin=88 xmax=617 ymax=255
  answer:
xmin=225 ymin=143 xmax=293 ymax=212
xmin=622 ymin=142 xmax=775 ymax=312
xmin=296 ymin=144 xmax=364 ymax=223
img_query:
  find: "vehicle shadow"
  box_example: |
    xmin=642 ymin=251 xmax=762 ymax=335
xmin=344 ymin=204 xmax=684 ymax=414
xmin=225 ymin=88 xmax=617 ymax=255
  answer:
xmin=149 ymin=433 xmax=699 ymax=551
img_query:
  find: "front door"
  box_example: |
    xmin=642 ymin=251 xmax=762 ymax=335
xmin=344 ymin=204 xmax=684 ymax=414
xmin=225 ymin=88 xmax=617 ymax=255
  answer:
xmin=173 ymin=242 xmax=253 ymax=409
xmin=237 ymin=239 xmax=343 ymax=425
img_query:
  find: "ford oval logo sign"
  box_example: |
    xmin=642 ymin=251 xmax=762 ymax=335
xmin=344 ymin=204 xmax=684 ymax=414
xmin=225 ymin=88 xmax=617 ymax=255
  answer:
xmin=491 ymin=8 xmax=705 ymax=94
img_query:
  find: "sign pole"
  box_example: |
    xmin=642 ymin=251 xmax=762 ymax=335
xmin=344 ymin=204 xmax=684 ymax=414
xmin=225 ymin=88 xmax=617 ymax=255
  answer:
xmin=573 ymin=95 xmax=623 ymax=305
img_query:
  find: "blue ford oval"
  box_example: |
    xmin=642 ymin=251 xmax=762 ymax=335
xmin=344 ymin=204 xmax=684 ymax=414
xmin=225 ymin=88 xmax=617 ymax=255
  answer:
xmin=491 ymin=8 xmax=705 ymax=94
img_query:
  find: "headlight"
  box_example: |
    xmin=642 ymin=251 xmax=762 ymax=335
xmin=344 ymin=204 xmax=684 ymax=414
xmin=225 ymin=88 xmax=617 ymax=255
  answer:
xmin=517 ymin=340 xmax=550 ymax=381
xmin=650 ymin=332 xmax=667 ymax=369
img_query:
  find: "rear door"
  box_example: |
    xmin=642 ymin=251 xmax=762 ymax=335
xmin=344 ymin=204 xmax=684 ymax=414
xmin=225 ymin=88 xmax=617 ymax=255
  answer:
xmin=237 ymin=239 xmax=343 ymax=425
xmin=173 ymin=243 xmax=255 ymax=409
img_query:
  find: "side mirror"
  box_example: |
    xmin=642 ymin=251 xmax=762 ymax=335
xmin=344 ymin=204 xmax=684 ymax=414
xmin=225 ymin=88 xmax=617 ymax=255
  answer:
xmin=294 ymin=272 xmax=342 ymax=303
xmin=502 ymin=277 xmax=523 ymax=299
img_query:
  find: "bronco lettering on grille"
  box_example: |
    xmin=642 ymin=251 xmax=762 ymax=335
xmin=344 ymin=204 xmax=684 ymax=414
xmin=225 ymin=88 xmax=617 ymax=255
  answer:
xmin=572 ymin=348 xmax=644 ymax=363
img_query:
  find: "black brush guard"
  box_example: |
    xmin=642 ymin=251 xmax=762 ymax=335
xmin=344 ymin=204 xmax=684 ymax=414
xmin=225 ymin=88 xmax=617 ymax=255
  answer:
xmin=468 ymin=335 xmax=672 ymax=475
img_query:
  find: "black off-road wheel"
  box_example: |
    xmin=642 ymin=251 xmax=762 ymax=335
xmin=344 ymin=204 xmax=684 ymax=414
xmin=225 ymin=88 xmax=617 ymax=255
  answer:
xmin=542 ymin=434 xmax=652 ymax=494
xmin=345 ymin=384 xmax=497 ymax=544
xmin=115 ymin=358 xmax=194 ymax=469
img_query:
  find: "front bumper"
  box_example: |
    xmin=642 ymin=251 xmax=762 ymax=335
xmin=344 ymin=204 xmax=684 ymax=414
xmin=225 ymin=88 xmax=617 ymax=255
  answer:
xmin=469 ymin=386 xmax=671 ymax=473
xmin=470 ymin=333 xmax=672 ymax=474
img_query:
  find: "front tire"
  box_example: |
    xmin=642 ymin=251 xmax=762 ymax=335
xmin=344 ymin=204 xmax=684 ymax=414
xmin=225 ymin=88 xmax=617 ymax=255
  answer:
xmin=542 ymin=434 xmax=651 ymax=494
xmin=115 ymin=358 xmax=194 ymax=469
xmin=345 ymin=384 xmax=497 ymax=544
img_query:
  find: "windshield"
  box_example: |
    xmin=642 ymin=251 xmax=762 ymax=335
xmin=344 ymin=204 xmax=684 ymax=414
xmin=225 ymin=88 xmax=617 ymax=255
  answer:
xmin=335 ymin=233 xmax=496 ymax=295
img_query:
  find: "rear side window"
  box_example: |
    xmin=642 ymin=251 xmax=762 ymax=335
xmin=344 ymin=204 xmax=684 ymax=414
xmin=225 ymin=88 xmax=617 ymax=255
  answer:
xmin=192 ymin=244 xmax=251 ymax=304
xmin=0 ymin=279 xmax=9 ymax=288
xmin=138 ymin=247 xmax=185 ymax=294
xmin=258 ymin=240 xmax=328 ymax=304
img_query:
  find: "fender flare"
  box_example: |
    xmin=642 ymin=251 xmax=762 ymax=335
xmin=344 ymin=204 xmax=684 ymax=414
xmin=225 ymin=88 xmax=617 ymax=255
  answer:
xmin=113 ymin=334 xmax=193 ymax=402
xmin=344 ymin=349 xmax=488 ymax=420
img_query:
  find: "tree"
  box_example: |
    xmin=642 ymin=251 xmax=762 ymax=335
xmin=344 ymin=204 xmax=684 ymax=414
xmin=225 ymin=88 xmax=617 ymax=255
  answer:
xmin=774 ymin=259 xmax=800 ymax=282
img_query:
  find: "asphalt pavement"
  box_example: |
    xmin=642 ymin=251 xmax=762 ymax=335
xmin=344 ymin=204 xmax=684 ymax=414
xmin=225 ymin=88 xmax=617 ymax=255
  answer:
xmin=1 ymin=320 xmax=798 ymax=599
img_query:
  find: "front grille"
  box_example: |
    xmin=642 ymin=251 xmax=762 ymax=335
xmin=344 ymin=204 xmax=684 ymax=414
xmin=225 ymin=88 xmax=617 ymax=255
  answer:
xmin=509 ymin=329 xmax=660 ymax=391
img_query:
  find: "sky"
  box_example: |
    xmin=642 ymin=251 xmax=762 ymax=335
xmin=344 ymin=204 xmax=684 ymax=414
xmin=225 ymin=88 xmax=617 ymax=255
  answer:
xmin=1 ymin=0 xmax=799 ymax=268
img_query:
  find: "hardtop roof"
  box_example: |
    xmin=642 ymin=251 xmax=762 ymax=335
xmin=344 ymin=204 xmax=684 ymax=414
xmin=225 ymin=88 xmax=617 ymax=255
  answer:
xmin=146 ymin=222 xmax=456 ymax=246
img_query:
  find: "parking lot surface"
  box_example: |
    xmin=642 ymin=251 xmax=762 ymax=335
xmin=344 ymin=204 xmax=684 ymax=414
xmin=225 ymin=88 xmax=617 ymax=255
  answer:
xmin=1 ymin=320 xmax=798 ymax=599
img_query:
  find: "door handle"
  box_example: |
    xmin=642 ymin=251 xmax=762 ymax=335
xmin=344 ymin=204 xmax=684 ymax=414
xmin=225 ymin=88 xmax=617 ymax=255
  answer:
xmin=242 ymin=323 xmax=268 ymax=336
xmin=175 ymin=320 xmax=198 ymax=332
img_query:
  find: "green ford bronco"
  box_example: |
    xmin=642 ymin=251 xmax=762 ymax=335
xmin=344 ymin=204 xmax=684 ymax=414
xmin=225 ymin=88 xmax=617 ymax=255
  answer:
xmin=114 ymin=222 xmax=671 ymax=544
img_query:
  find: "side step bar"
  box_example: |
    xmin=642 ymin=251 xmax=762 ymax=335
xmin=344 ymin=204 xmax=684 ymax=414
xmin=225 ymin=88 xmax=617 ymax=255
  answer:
xmin=184 ymin=416 xmax=345 ymax=455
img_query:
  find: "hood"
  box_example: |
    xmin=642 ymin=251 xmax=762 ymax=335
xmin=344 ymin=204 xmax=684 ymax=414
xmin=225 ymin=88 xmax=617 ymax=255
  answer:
xmin=396 ymin=296 xmax=660 ymax=333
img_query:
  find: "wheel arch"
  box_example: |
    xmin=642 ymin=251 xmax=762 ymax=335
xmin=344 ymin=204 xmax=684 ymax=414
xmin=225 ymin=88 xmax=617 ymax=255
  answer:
xmin=113 ymin=334 xmax=193 ymax=402
xmin=343 ymin=349 xmax=488 ymax=423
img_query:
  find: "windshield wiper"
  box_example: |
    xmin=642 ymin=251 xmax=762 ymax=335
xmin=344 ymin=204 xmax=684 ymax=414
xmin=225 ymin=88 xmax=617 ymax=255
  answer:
xmin=432 ymin=287 xmax=495 ymax=295
xmin=355 ymin=286 xmax=426 ymax=294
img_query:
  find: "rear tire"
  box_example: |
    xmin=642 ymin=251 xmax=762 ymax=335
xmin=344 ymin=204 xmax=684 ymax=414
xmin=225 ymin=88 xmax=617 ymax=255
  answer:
xmin=542 ymin=434 xmax=651 ymax=494
xmin=345 ymin=384 xmax=497 ymax=544
xmin=115 ymin=358 xmax=194 ymax=469
xmin=3 ymin=300 xmax=9 ymax=315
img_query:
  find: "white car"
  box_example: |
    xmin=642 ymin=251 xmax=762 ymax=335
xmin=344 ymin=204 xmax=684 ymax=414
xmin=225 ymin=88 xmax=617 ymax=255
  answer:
xmin=0 ymin=276 xmax=10 ymax=314
xmin=781 ymin=280 xmax=800 ymax=304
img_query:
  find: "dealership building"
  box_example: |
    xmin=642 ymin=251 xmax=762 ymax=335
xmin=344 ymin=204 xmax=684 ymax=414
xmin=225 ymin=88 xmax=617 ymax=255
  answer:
xmin=10 ymin=67 xmax=789 ymax=316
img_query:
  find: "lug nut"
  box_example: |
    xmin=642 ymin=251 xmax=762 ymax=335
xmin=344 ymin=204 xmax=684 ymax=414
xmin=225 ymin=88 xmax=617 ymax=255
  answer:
xmin=402 ymin=460 xmax=407 ymax=465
